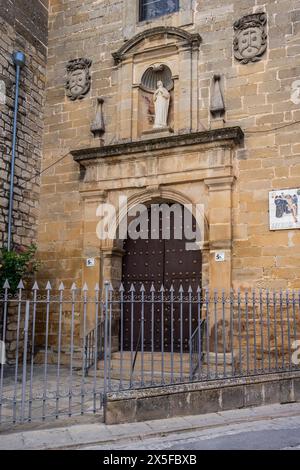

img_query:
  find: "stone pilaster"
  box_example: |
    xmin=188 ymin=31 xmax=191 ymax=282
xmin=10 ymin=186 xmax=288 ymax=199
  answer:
xmin=80 ymin=189 xmax=107 ymax=333
xmin=205 ymin=176 xmax=235 ymax=294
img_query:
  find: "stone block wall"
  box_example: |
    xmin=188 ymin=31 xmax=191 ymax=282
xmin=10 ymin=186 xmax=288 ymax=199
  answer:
xmin=37 ymin=0 xmax=300 ymax=290
xmin=0 ymin=0 xmax=48 ymax=249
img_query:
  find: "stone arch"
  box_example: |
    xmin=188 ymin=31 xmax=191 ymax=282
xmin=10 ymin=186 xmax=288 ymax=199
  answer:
xmin=113 ymin=186 xmax=209 ymax=251
xmin=100 ymin=187 xmax=209 ymax=291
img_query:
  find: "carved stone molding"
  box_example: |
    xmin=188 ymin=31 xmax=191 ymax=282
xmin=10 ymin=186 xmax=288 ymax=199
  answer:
xmin=66 ymin=58 xmax=92 ymax=101
xmin=112 ymin=27 xmax=201 ymax=64
xmin=71 ymin=127 xmax=244 ymax=164
xmin=233 ymin=13 xmax=267 ymax=64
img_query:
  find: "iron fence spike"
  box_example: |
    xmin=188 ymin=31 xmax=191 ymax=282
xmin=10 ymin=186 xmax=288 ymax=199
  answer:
xmin=58 ymin=282 xmax=65 ymax=291
xmin=3 ymin=279 xmax=10 ymax=289
xmin=71 ymin=282 xmax=77 ymax=291
xmin=196 ymin=285 xmax=201 ymax=293
xmin=140 ymin=284 xmax=146 ymax=292
xmin=170 ymin=285 xmax=174 ymax=292
xmin=109 ymin=282 xmax=114 ymax=292
xmin=188 ymin=285 xmax=193 ymax=293
xmin=17 ymin=279 xmax=25 ymax=289
xmin=150 ymin=283 xmax=155 ymax=293
xmin=160 ymin=284 xmax=165 ymax=292
xmin=119 ymin=283 xmax=125 ymax=292
xmin=130 ymin=283 xmax=135 ymax=292
xmin=82 ymin=283 xmax=89 ymax=291
xmin=94 ymin=283 xmax=100 ymax=292
xmin=179 ymin=285 xmax=184 ymax=293
xmin=45 ymin=281 xmax=52 ymax=290
xmin=32 ymin=281 xmax=39 ymax=291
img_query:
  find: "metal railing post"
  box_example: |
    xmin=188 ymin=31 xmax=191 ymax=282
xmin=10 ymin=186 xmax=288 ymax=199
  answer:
xmin=20 ymin=300 xmax=30 ymax=424
xmin=103 ymin=281 xmax=110 ymax=396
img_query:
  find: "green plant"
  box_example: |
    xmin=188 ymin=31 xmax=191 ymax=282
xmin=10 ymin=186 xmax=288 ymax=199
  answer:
xmin=0 ymin=244 xmax=40 ymax=293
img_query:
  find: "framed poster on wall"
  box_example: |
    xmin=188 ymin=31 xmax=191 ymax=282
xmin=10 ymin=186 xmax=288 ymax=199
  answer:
xmin=269 ymin=189 xmax=300 ymax=230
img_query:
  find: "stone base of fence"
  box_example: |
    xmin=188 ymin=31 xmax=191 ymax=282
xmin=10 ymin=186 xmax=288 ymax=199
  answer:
xmin=104 ymin=370 xmax=300 ymax=425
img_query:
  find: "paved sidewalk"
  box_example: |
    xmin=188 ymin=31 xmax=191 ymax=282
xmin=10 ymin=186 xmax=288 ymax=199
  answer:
xmin=1 ymin=402 xmax=300 ymax=450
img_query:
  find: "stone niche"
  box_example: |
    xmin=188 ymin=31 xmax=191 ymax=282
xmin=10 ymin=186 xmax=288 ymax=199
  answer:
xmin=112 ymin=27 xmax=202 ymax=141
xmin=138 ymin=63 xmax=175 ymax=135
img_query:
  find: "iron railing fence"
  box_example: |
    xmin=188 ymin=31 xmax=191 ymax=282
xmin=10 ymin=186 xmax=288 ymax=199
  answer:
xmin=0 ymin=281 xmax=300 ymax=426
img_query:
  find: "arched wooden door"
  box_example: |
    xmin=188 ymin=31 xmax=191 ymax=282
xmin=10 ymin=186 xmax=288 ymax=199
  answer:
xmin=121 ymin=204 xmax=202 ymax=352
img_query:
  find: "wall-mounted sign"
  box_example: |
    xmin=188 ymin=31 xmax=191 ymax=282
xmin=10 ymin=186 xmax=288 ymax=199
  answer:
xmin=269 ymin=189 xmax=300 ymax=230
xmin=86 ymin=258 xmax=96 ymax=267
xmin=215 ymin=252 xmax=225 ymax=262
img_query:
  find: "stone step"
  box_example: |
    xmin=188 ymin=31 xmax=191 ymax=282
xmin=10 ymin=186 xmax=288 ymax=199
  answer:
xmin=89 ymin=366 xmax=228 ymax=381
xmin=111 ymin=351 xmax=234 ymax=364
xmin=87 ymin=352 xmax=235 ymax=379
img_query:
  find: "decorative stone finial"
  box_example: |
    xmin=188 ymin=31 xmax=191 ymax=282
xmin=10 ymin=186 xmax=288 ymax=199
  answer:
xmin=91 ymin=97 xmax=105 ymax=138
xmin=210 ymin=74 xmax=225 ymax=118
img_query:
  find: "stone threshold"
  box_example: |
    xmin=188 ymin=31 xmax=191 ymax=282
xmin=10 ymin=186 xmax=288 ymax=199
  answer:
xmin=71 ymin=126 xmax=244 ymax=163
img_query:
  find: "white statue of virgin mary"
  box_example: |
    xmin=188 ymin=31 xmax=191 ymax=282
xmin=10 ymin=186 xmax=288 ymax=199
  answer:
xmin=153 ymin=80 xmax=170 ymax=129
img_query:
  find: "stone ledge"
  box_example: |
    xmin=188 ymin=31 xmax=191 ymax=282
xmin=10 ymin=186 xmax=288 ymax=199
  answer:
xmin=71 ymin=127 xmax=244 ymax=164
xmin=104 ymin=370 xmax=300 ymax=424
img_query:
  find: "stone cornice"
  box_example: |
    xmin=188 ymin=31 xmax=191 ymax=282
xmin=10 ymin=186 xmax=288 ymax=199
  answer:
xmin=71 ymin=127 xmax=244 ymax=165
xmin=112 ymin=26 xmax=202 ymax=64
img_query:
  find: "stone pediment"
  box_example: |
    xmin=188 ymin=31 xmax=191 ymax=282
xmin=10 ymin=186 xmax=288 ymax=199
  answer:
xmin=112 ymin=27 xmax=202 ymax=64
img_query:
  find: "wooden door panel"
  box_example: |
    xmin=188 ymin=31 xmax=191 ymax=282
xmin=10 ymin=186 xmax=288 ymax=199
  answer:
xmin=121 ymin=205 xmax=202 ymax=352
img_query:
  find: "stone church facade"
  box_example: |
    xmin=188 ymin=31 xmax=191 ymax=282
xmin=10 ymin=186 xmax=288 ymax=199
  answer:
xmin=37 ymin=0 xmax=300 ymax=293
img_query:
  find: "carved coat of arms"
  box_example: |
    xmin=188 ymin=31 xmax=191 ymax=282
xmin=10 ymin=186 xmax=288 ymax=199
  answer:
xmin=66 ymin=58 xmax=92 ymax=101
xmin=233 ymin=13 xmax=267 ymax=64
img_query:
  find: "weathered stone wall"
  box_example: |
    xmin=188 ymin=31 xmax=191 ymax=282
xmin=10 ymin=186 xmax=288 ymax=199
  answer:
xmin=38 ymin=0 xmax=300 ymax=290
xmin=0 ymin=0 xmax=48 ymax=249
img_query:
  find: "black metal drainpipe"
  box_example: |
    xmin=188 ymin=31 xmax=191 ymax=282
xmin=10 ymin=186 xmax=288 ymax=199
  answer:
xmin=7 ymin=51 xmax=26 ymax=251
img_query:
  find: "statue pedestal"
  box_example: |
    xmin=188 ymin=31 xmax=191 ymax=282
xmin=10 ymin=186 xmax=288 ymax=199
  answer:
xmin=141 ymin=127 xmax=174 ymax=140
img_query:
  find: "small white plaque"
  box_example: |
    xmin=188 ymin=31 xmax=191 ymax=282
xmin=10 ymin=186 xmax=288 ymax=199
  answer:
xmin=215 ymin=252 xmax=225 ymax=262
xmin=86 ymin=258 xmax=95 ymax=267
